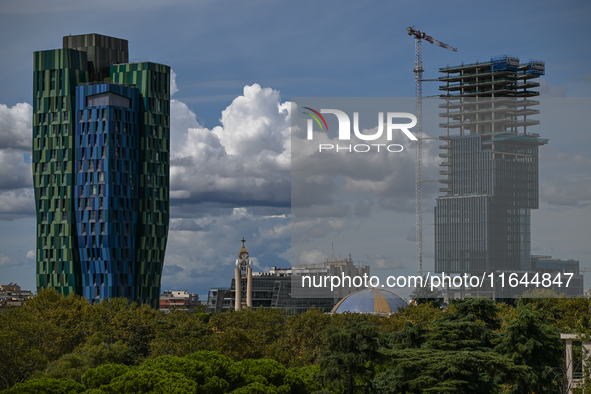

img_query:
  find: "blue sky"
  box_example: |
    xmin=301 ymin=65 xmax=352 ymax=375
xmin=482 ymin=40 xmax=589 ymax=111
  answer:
xmin=0 ymin=0 xmax=590 ymax=297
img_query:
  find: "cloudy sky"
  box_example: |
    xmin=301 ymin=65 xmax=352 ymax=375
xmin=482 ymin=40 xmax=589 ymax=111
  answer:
xmin=0 ymin=0 xmax=590 ymax=298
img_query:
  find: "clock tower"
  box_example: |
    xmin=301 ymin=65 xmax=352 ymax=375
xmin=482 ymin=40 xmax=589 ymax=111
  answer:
xmin=234 ymin=238 xmax=253 ymax=310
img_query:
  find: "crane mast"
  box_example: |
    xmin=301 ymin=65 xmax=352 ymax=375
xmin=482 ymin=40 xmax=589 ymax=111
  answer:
xmin=407 ymin=27 xmax=456 ymax=275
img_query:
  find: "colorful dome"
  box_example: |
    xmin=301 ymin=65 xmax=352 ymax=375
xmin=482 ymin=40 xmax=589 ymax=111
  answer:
xmin=331 ymin=288 xmax=407 ymax=314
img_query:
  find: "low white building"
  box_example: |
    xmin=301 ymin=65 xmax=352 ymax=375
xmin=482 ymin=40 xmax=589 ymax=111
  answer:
xmin=159 ymin=290 xmax=201 ymax=311
xmin=0 ymin=283 xmax=32 ymax=308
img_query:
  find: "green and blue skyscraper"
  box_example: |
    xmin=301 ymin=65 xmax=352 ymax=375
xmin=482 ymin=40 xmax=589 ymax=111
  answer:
xmin=33 ymin=34 xmax=170 ymax=308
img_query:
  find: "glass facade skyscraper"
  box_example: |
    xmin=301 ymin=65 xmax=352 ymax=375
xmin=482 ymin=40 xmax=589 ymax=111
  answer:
xmin=33 ymin=34 xmax=170 ymax=308
xmin=435 ymin=56 xmax=548 ymax=274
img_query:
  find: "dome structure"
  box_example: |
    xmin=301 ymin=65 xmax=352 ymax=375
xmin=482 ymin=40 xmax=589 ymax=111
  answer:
xmin=331 ymin=288 xmax=407 ymax=315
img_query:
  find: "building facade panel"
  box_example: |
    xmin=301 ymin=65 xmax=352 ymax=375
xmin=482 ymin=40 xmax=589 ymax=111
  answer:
xmin=435 ymin=195 xmax=489 ymax=273
xmin=74 ymin=83 xmax=140 ymax=303
xmin=34 ymin=34 xmax=169 ymax=308
xmin=63 ymin=33 xmax=129 ymax=82
xmin=33 ymin=48 xmax=88 ymax=295
xmin=111 ymin=62 xmax=171 ymax=307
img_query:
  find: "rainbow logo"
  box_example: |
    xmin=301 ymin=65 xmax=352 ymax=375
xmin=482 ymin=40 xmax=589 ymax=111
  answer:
xmin=303 ymin=107 xmax=328 ymax=131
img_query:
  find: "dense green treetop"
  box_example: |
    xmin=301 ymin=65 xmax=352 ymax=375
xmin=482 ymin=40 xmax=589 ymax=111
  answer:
xmin=1 ymin=290 xmax=590 ymax=393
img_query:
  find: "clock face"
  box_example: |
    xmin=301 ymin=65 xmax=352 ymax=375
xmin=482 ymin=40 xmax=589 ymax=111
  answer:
xmin=240 ymin=253 xmax=248 ymax=260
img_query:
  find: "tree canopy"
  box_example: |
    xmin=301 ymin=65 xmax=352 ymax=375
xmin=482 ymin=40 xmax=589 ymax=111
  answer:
xmin=0 ymin=290 xmax=589 ymax=393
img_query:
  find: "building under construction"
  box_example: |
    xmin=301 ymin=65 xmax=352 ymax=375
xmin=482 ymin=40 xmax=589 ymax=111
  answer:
xmin=434 ymin=56 xmax=548 ymax=275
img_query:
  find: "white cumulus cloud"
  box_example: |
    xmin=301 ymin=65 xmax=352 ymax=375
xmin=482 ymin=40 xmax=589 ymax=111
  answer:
xmin=170 ymin=70 xmax=179 ymax=96
xmin=0 ymin=188 xmax=35 ymax=220
xmin=169 ymin=84 xmax=291 ymax=215
xmin=538 ymin=79 xmax=566 ymax=97
xmin=297 ymin=249 xmax=328 ymax=265
xmin=0 ymin=149 xmax=33 ymax=190
xmin=0 ymin=253 xmax=23 ymax=268
xmin=0 ymin=103 xmax=32 ymax=151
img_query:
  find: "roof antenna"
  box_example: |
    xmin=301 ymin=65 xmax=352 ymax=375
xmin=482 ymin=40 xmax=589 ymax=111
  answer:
xmin=331 ymin=243 xmax=335 ymax=259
